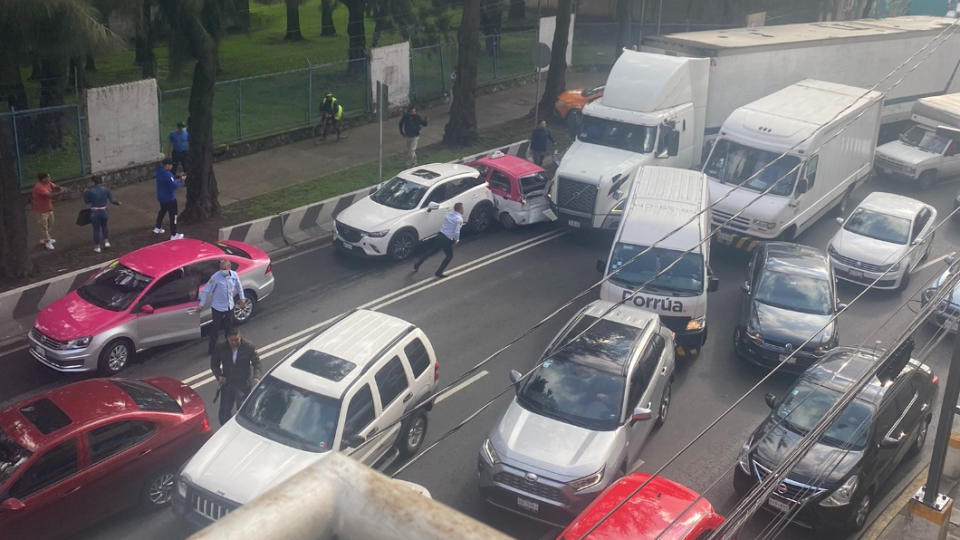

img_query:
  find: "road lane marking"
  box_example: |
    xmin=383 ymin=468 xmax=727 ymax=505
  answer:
xmin=915 ymin=251 xmax=956 ymax=273
xmin=272 ymin=241 xmax=333 ymax=264
xmin=189 ymin=230 xmax=567 ymax=390
xmin=434 ymin=370 xmax=488 ymax=404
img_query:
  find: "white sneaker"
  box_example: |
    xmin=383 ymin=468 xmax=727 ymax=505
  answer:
xmin=49 ymin=238 xmax=56 ymax=243
xmin=170 ymin=233 xmax=184 ymax=240
xmin=153 ymin=227 xmax=165 ymax=234
xmin=103 ymin=240 xmax=111 ymax=248
xmin=93 ymin=246 xmax=101 ymax=253
xmin=44 ymin=241 xmax=55 ymax=250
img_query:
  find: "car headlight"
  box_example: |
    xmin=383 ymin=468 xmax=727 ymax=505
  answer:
xmin=820 ymin=474 xmax=858 ymax=507
xmin=814 ymin=344 xmax=829 ymax=355
xmin=66 ymin=336 xmax=92 ymax=349
xmin=746 ymin=327 xmax=763 ymax=343
xmin=686 ymin=317 xmax=706 ymax=332
xmin=738 ymin=441 xmax=752 ymax=474
xmin=481 ymin=438 xmax=500 ymax=465
xmin=752 ymin=219 xmax=777 ymax=231
xmin=364 ymin=230 xmax=390 ymax=238
xmin=568 ymin=467 xmax=604 ymax=492
xmin=177 ymin=474 xmax=191 ymax=499
xmin=885 ymin=261 xmax=900 ymax=272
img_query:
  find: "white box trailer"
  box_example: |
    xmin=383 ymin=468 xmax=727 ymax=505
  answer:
xmin=875 ymin=92 xmax=960 ymax=187
xmin=706 ymin=80 xmax=884 ymax=244
xmin=549 ymin=16 xmax=960 ymax=232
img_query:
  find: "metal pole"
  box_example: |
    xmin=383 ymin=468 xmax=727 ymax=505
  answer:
xmin=439 ymin=46 xmax=445 ymax=95
xmin=534 ymin=0 xmax=542 ymax=128
xmin=307 ymin=62 xmax=313 ymax=124
xmin=657 ymin=0 xmax=663 ymax=35
xmin=236 ymin=80 xmax=243 ymax=140
xmin=377 ymin=81 xmax=383 ymax=182
xmin=75 ymin=105 xmax=86 ymax=175
xmin=10 ymin=107 xmax=23 ymax=188
xmin=922 ymin=331 xmax=960 ymax=506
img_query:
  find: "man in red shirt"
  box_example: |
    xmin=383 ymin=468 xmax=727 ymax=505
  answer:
xmin=32 ymin=172 xmax=65 ymax=250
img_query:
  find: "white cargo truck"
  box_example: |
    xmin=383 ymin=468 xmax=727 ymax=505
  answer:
xmin=706 ymin=80 xmax=884 ymax=244
xmin=875 ymin=93 xmax=960 ymax=188
xmin=549 ymin=16 xmax=960 ymax=231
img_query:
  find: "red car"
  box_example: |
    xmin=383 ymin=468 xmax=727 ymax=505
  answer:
xmin=558 ymin=473 xmax=726 ymax=540
xmin=0 ymin=377 xmax=210 ymax=539
xmin=29 ymin=239 xmax=275 ymax=375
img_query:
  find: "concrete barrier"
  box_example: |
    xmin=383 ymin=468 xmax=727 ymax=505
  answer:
xmin=218 ymin=213 xmax=288 ymax=252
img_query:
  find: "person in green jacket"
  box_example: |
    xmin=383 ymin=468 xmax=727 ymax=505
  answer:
xmin=319 ymin=91 xmax=343 ymax=141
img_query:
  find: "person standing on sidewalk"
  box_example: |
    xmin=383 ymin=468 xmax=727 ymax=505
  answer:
xmin=318 ymin=92 xmax=343 ymax=141
xmin=399 ymin=106 xmax=428 ymax=166
xmin=155 ymin=158 xmax=185 ymax=240
xmin=198 ymin=259 xmax=247 ymax=356
xmin=210 ymin=328 xmax=261 ymax=425
xmin=413 ymin=202 xmax=463 ymax=279
xmin=82 ymin=177 xmax=120 ymax=253
xmin=530 ymin=120 xmax=555 ymax=166
xmin=168 ymin=121 xmax=189 ymax=174
xmin=32 ymin=172 xmax=65 ymax=251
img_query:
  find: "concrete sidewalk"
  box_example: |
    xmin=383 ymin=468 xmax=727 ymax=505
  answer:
xmin=28 ymin=71 xmax=603 ymax=262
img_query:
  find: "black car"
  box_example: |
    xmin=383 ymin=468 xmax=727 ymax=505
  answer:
xmin=733 ymin=347 xmax=938 ymax=533
xmin=734 ymin=242 xmax=842 ymax=374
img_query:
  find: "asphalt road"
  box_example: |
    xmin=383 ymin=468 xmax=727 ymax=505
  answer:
xmin=3 ymin=174 xmax=960 ymax=540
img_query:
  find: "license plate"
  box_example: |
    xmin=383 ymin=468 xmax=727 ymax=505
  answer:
xmin=516 ymin=497 xmax=539 ymax=513
xmin=542 ymin=209 xmax=558 ymax=222
xmin=567 ymin=219 xmax=581 ymax=229
xmin=717 ymin=231 xmax=734 ymax=243
xmin=767 ymin=497 xmax=791 ymax=513
xmin=847 ymin=269 xmax=864 ymax=279
xmin=32 ymin=346 xmax=45 ymax=359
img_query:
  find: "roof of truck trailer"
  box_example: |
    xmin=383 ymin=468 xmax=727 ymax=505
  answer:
xmin=620 ymin=166 xmax=706 ymax=251
xmin=645 ymin=16 xmax=952 ymax=52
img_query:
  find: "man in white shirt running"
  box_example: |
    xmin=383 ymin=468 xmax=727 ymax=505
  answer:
xmin=413 ymin=202 xmax=463 ymax=278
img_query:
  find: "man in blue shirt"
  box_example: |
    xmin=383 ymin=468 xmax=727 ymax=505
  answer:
xmin=155 ymin=158 xmax=185 ymax=240
xmin=198 ymin=259 xmax=247 ymax=356
xmin=168 ymin=121 xmax=189 ymax=174
xmin=413 ymin=202 xmax=464 ymax=278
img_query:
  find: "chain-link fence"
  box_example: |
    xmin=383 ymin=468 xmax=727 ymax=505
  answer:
xmin=2 ymin=105 xmax=86 ymax=190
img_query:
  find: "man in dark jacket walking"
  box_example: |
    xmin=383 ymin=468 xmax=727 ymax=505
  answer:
xmin=530 ymin=120 xmax=555 ymax=166
xmin=211 ymin=328 xmax=262 ymax=425
xmin=154 ymin=158 xmax=185 ymax=240
xmin=399 ymin=106 xmax=428 ymax=166
xmin=82 ymin=177 xmax=120 ymax=253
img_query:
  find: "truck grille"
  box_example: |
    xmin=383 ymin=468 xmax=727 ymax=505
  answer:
xmin=712 ymin=208 xmax=751 ymax=232
xmin=660 ymin=316 xmax=692 ymax=334
xmin=830 ymin=252 xmax=891 ymax=273
xmin=754 ymin=461 xmax=825 ymax=503
xmin=30 ymin=328 xmax=68 ymax=350
xmin=335 ymin=221 xmax=363 ymax=243
xmin=557 ymin=177 xmax=598 ymax=215
xmin=876 ymin=155 xmax=911 ymax=174
xmin=188 ymin=487 xmax=238 ymax=522
xmin=494 ymin=471 xmax=566 ymax=503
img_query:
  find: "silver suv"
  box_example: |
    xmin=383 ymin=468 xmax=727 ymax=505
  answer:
xmin=478 ymin=299 xmax=675 ymax=526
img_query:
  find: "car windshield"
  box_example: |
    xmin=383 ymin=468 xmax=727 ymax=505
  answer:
xmin=237 ymin=375 xmax=341 ymax=453
xmin=901 ymin=125 xmax=951 ymax=154
xmin=518 ymin=358 xmax=626 ymax=431
xmin=0 ymin=429 xmax=31 ymax=485
xmin=755 ymin=270 xmax=833 ymax=315
xmin=578 ymin=116 xmax=657 ymax=153
xmin=370 ymin=176 xmax=428 ymax=210
xmin=843 ymin=207 xmax=911 ymax=245
xmin=704 ymin=139 xmax=801 ymax=197
xmin=608 ymin=243 xmax=704 ymax=295
xmin=75 ymin=262 xmax=153 ymax=312
xmin=519 ymin=173 xmax=548 ymax=196
xmin=775 ymin=380 xmax=874 ymax=450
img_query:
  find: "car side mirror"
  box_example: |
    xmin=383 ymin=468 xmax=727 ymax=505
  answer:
xmin=741 ymin=281 xmax=750 ymax=294
xmin=708 ymin=276 xmax=720 ymax=293
xmin=838 ymin=303 xmax=848 ymax=311
xmin=656 ymin=148 xmax=669 ymax=159
xmin=344 ymin=434 xmax=365 ymax=449
xmin=631 ymin=406 xmax=653 ymax=422
xmin=427 ymin=201 xmax=440 ymax=212
xmin=835 ymin=216 xmax=844 ymax=225
xmin=139 ymin=304 xmax=155 ymax=314
xmin=880 ymin=433 xmax=905 ymax=448
xmin=596 ymin=258 xmax=607 ymax=274
xmin=0 ymin=498 xmax=25 ymax=512
xmin=509 ymin=369 xmax=523 ymax=384
xmin=764 ymin=393 xmax=778 ymax=409
xmin=946 ymin=255 xmax=956 ymax=266
xmin=796 ymin=178 xmax=809 ymax=195
xmin=911 ymin=238 xmax=920 ymax=246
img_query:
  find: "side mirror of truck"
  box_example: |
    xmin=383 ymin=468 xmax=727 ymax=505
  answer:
xmin=667 ymin=130 xmax=680 ymax=157
xmin=509 ymin=369 xmax=523 ymax=384
xmin=427 ymin=201 xmax=441 ymax=212
xmin=596 ymin=258 xmax=607 ymax=274
xmin=708 ymin=276 xmax=720 ymax=293
xmin=796 ymin=178 xmax=809 ymax=195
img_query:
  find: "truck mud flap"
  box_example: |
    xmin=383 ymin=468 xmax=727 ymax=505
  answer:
xmin=713 ymin=231 xmax=760 ymax=252
xmin=675 ymin=344 xmax=699 ymax=359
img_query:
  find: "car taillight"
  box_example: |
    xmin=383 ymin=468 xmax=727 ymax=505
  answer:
xmin=933 ymin=375 xmax=939 ymax=385
xmin=200 ymin=414 xmax=211 ymax=432
xmin=265 ymin=263 xmax=272 ymax=275
xmin=434 ymin=362 xmax=439 ymax=382
xmin=520 ymin=198 xmax=527 ymax=206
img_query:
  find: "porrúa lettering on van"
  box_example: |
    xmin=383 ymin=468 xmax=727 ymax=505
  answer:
xmin=621 ymin=290 xmax=684 ymax=312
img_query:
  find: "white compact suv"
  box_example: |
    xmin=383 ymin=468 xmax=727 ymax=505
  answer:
xmin=334 ymin=163 xmax=495 ymax=260
xmin=828 ymin=192 xmax=936 ymax=291
xmin=174 ymin=310 xmax=440 ymax=529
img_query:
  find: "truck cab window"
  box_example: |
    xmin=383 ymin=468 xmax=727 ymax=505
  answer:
xmin=578 ymin=116 xmax=657 ymax=154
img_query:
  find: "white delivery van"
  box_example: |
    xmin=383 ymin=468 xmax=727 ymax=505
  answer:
xmin=705 ymin=80 xmax=883 ymax=245
xmin=598 ymin=166 xmax=717 ymax=353
xmin=550 ymin=16 xmax=960 ymax=232
xmin=875 ymin=93 xmax=960 ymax=188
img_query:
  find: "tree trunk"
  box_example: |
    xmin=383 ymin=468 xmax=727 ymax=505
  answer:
xmin=85 ymin=53 xmax=96 ymax=72
xmin=35 ymin=57 xmax=67 ymax=151
xmin=0 ymin=119 xmax=30 ymax=280
xmin=236 ymin=0 xmax=251 ymax=32
xmin=481 ymin=1 xmax=503 ymax=58
xmin=508 ymin=0 xmax=525 ymax=20
xmin=616 ymin=0 xmax=632 ymax=57
xmin=136 ymin=0 xmax=157 ymax=79
xmin=535 ymin=0 xmax=571 ymax=119
xmin=372 ymin=0 xmax=393 ymax=47
xmin=321 ymin=0 xmax=338 ymax=36
xmin=0 ymin=48 xmax=29 ymax=111
xmin=444 ymin=0 xmax=482 ymax=146
xmin=344 ymin=0 xmax=367 ymax=72
xmin=182 ymin=44 xmax=221 ymax=221
xmin=285 ymin=0 xmax=304 ymax=41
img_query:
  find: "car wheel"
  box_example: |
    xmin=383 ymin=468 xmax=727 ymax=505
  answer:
xmin=920 ymin=233 xmax=934 ymax=263
xmin=655 ymin=381 xmax=672 ymax=428
xmin=733 ymin=465 xmax=755 ymax=496
xmin=469 ymin=204 xmax=493 ymax=234
xmin=142 ymin=468 xmax=177 ymax=510
xmin=777 ymin=226 xmax=796 ymax=242
xmin=98 ymin=339 xmax=132 ymax=375
xmin=919 ymin=170 xmax=937 ymax=190
xmin=833 ymin=186 xmax=853 ymax=217
xmin=908 ymin=417 xmax=931 ymax=457
xmin=388 ymin=231 xmax=417 ymax=261
xmin=398 ymin=411 xmax=428 ymax=459
xmin=897 ymin=270 xmax=911 ymax=292
xmin=846 ymin=491 xmax=872 ymax=532
xmin=232 ymin=291 xmax=257 ymax=324
xmin=499 ymin=212 xmax=517 ymax=230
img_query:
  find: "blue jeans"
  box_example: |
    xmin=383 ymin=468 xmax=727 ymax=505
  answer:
xmin=91 ymin=209 xmax=108 ymax=245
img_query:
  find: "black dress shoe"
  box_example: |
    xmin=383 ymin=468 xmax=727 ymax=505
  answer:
xmin=435 ymin=272 xmax=445 ymax=279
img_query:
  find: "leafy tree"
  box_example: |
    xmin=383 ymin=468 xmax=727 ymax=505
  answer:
xmin=443 ymin=0 xmax=481 ymax=146
xmin=534 ymin=0 xmax=571 ymax=119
